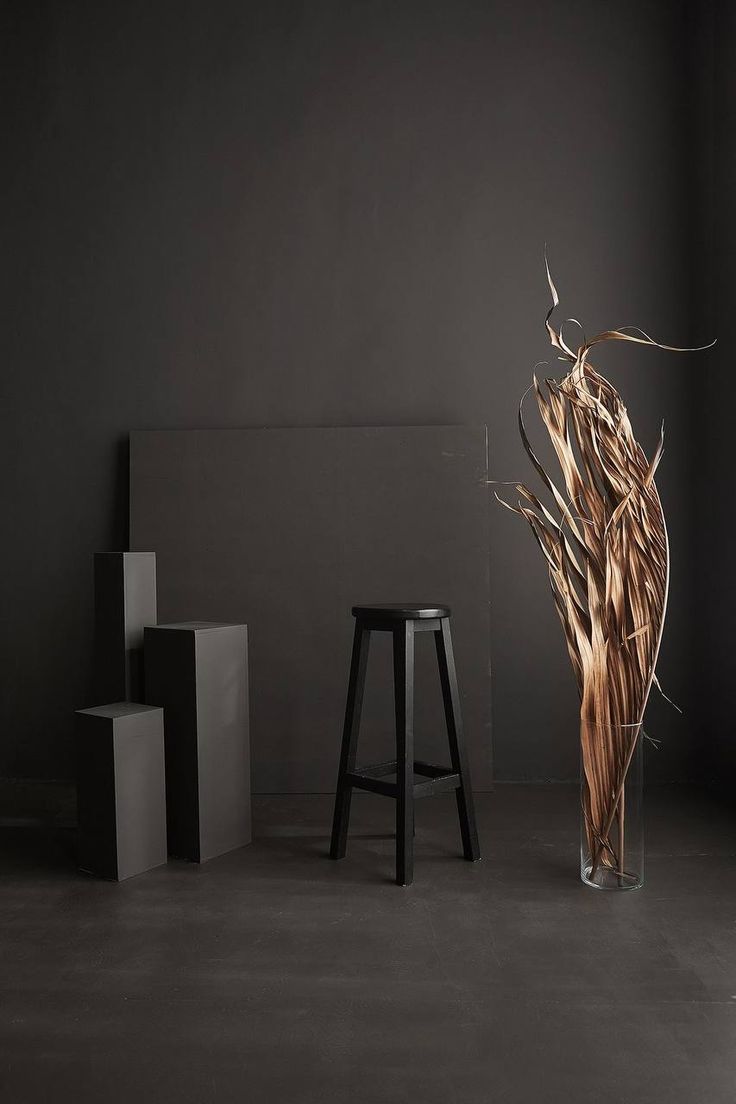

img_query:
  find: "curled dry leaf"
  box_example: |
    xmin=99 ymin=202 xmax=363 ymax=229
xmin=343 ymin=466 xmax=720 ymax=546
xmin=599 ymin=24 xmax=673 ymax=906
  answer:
xmin=500 ymin=264 xmax=712 ymax=879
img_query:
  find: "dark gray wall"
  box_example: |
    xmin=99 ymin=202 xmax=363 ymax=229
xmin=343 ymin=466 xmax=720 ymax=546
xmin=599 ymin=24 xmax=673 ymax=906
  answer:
xmin=3 ymin=0 xmax=708 ymax=783
xmin=700 ymin=1 xmax=735 ymax=787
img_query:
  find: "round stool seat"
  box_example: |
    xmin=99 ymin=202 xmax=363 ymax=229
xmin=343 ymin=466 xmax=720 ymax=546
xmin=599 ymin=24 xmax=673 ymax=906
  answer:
xmin=351 ymin=604 xmax=450 ymax=621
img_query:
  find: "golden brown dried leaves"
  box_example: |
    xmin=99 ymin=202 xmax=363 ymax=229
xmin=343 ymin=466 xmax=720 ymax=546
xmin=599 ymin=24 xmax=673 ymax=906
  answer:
xmin=501 ymin=266 xmax=706 ymax=876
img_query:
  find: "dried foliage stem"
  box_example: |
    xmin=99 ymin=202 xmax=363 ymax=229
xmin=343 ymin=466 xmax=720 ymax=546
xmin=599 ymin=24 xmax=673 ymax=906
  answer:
xmin=499 ymin=264 xmax=712 ymax=881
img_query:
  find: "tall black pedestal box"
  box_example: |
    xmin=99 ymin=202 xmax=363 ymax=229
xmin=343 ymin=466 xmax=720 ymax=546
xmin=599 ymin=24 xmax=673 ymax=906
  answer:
xmin=94 ymin=551 xmax=157 ymax=702
xmin=144 ymin=622 xmax=251 ymax=862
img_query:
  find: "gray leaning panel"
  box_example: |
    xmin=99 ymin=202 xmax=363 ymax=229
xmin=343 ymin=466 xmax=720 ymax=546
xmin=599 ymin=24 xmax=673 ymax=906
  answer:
xmin=144 ymin=623 xmax=251 ymax=863
xmin=94 ymin=551 xmax=157 ymax=702
xmin=130 ymin=426 xmax=492 ymax=793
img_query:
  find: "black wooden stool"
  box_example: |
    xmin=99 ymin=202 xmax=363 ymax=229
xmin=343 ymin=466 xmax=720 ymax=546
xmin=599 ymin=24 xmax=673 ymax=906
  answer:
xmin=330 ymin=605 xmax=480 ymax=886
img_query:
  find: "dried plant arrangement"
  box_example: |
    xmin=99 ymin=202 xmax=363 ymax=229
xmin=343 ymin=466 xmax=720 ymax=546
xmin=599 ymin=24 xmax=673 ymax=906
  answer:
xmin=498 ymin=264 xmax=711 ymax=889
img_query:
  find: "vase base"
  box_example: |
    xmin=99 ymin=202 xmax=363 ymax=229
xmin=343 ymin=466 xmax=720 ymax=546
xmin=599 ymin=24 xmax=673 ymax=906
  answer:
xmin=581 ymin=864 xmax=643 ymax=891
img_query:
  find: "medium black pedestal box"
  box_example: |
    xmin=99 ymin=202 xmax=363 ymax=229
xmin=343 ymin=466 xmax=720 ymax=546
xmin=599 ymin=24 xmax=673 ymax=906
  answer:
xmin=144 ymin=622 xmax=251 ymax=863
xmin=94 ymin=551 xmax=157 ymax=702
xmin=76 ymin=703 xmax=167 ymax=881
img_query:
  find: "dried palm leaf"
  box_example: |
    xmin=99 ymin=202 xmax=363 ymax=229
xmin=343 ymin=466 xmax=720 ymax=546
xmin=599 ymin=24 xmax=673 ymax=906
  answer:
xmin=499 ymin=264 xmax=712 ymax=880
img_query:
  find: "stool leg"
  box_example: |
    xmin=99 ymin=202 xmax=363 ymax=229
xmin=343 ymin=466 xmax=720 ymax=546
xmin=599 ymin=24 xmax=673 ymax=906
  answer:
xmin=394 ymin=622 xmax=415 ymax=886
xmin=435 ymin=619 xmax=481 ymax=862
xmin=330 ymin=623 xmax=370 ymax=860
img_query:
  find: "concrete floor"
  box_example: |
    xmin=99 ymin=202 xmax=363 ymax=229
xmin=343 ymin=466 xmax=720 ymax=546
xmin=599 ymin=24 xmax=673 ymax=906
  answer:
xmin=1 ymin=785 xmax=736 ymax=1103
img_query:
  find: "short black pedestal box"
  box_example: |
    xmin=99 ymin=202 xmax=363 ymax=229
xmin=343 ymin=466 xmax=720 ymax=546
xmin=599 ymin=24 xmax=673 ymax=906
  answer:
xmin=94 ymin=552 xmax=157 ymax=702
xmin=76 ymin=703 xmax=167 ymax=881
xmin=144 ymin=622 xmax=251 ymax=863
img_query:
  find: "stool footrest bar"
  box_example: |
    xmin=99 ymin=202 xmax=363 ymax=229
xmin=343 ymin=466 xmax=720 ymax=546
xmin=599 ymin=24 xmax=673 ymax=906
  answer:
xmin=346 ymin=761 xmax=461 ymax=799
xmin=412 ymin=772 xmax=460 ymax=797
xmin=413 ymin=760 xmax=454 ymax=778
xmin=344 ymin=772 xmax=397 ymax=797
xmin=355 ymin=760 xmax=398 ymax=779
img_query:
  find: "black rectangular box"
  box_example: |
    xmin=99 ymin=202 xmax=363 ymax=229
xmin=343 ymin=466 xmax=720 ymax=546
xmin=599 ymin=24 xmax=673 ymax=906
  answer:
xmin=94 ymin=551 xmax=157 ymax=702
xmin=145 ymin=623 xmax=251 ymax=862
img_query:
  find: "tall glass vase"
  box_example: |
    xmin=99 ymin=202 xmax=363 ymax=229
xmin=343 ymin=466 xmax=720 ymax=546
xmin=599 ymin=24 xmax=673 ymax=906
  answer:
xmin=580 ymin=727 xmax=644 ymax=891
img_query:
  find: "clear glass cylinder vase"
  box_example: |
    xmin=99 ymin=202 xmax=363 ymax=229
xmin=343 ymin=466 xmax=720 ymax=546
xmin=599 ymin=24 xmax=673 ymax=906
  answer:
xmin=580 ymin=726 xmax=643 ymax=891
